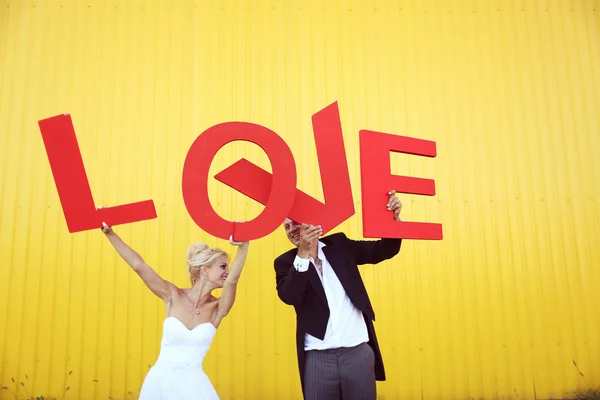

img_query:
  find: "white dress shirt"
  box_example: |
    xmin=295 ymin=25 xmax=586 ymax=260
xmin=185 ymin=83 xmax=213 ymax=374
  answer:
xmin=293 ymin=241 xmax=369 ymax=350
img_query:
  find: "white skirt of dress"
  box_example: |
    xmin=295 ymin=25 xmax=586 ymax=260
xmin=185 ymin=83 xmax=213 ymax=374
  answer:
xmin=138 ymin=363 xmax=220 ymax=400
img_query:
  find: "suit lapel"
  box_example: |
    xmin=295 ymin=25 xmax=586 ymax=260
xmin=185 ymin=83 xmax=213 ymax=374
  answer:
xmin=284 ymin=248 xmax=327 ymax=307
xmin=291 ymin=240 xmax=350 ymax=308
xmin=306 ymin=263 xmax=328 ymax=307
xmin=322 ymin=244 xmax=351 ymax=289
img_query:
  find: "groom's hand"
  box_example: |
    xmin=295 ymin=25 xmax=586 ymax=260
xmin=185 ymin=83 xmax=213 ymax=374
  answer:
xmin=298 ymin=224 xmax=321 ymax=258
xmin=387 ymin=190 xmax=403 ymax=222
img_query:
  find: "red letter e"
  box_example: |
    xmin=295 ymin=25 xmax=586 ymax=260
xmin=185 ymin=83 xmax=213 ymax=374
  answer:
xmin=359 ymin=130 xmax=442 ymax=240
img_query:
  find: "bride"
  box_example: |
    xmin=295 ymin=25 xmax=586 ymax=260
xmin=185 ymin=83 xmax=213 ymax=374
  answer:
xmin=101 ymin=222 xmax=249 ymax=399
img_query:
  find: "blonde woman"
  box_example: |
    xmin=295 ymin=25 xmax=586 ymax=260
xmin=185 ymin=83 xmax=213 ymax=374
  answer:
xmin=101 ymin=222 xmax=249 ymax=400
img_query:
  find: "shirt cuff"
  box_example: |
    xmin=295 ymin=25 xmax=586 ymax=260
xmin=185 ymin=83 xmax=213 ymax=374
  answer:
xmin=293 ymin=256 xmax=310 ymax=272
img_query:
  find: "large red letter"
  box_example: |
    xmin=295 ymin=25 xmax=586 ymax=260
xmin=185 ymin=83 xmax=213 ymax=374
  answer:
xmin=359 ymin=130 xmax=442 ymax=240
xmin=38 ymin=114 xmax=157 ymax=232
xmin=182 ymin=122 xmax=297 ymax=241
xmin=214 ymin=102 xmax=355 ymax=234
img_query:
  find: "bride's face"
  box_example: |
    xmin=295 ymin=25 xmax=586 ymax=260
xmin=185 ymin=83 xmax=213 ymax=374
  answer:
xmin=206 ymin=255 xmax=230 ymax=287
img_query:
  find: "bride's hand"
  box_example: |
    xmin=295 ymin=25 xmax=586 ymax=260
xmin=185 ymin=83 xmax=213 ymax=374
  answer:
xmin=101 ymin=222 xmax=113 ymax=234
xmin=230 ymin=220 xmax=249 ymax=246
xmin=97 ymin=205 xmax=112 ymax=234
xmin=229 ymin=235 xmax=248 ymax=247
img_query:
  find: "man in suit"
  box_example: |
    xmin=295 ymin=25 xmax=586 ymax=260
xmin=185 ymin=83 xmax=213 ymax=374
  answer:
xmin=274 ymin=190 xmax=403 ymax=400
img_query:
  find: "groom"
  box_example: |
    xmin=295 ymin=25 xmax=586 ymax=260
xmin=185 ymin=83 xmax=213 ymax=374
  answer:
xmin=274 ymin=191 xmax=403 ymax=400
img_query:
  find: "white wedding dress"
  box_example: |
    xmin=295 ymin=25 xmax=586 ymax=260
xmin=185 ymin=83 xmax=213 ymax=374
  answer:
xmin=139 ymin=316 xmax=220 ymax=400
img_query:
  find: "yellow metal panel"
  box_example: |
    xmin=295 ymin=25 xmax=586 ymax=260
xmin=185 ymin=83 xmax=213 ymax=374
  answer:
xmin=0 ymin=0 xmax=599 ymax=399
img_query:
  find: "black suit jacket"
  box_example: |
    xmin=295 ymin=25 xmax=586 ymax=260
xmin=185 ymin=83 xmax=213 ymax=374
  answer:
xmin=274 ymin=232 xmax=402 ymax=396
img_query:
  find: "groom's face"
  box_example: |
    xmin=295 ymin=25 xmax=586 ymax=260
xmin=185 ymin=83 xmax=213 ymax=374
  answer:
xmin=283 ymin=218 xmax=302 ymax=247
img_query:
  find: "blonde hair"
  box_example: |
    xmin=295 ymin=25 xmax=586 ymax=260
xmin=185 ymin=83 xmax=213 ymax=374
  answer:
xmin=186 ymin=243 xmax=229 ymax=285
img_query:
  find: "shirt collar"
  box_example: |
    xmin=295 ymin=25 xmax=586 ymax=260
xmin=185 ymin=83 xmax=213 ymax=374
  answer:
xmin=317 ymin=240 xmax=326 ymax=258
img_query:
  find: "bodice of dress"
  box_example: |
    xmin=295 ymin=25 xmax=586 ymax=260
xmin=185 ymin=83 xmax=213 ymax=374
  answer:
xmin=154 ymin=317 xmax=216 ymax=369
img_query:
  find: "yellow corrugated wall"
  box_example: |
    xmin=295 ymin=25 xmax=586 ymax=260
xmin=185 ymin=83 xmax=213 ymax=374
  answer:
xmin=1 ymin=0 xmax=599 ymax=399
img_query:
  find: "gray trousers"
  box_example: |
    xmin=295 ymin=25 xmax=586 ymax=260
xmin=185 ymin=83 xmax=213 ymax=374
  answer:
xmin=303 ymin=342 xmax=376 ymax=400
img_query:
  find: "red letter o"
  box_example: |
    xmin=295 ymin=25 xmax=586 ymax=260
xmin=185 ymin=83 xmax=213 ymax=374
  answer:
xmin=182 ymin=122 xmax=297 ymax=241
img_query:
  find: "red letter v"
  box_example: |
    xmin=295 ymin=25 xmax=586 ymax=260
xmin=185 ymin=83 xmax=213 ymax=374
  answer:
xmin=215 ymin=102 xmax=355 ymax=234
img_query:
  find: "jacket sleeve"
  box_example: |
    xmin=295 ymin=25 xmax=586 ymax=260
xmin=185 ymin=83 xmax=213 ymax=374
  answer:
xmin=274 ymin=255 xmax=310 ymax=306
xmin=344 ymin=234 xmax=402 ymax=265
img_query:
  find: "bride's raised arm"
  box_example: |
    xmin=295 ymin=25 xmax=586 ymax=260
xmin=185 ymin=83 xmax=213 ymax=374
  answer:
xmin=101 ymin=222 xmax=174 ymax=302
xmin=215 ymin=236 xmax=249 ymax=320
